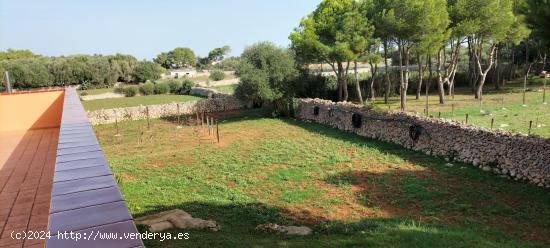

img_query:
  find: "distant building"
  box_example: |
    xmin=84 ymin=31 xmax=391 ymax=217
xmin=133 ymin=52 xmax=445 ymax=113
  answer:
xmin=162 ymin=69 xmax=196 ymax=79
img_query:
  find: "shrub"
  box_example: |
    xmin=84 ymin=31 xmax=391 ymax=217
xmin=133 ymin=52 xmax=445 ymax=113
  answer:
xmin=124 ymin=85 xmax=138 ymax=97
xmin=113 ymin=86 xmax=125 ymax=94
xmin=80 ymin=92 xmax=89 ymax=96
xmin=153 ymin=82 xmax=170 ymax=94
xmin=213 ymin=57 xmax=241 ymax=71
xmin=235 ymin=41 xmax=297 ymax=103
xmin=167 ymin=79 xmax=183 ymax=93
xmin=139 ymin=82 xmax=154 ymax=95
xmin=80 ymin=82 xmax=93 ymax=90
xmin=133 ymin=61 xmax=163 ymax=82
xmin=95 ymin=82 xmax=108 ymax=89
xmin=177 ymin=79 xmax=194 ymax=95
xmin=0 ymin=58 xmax=53 ymax=89
xmin=209 ymin=70 xmax=225 ymax=81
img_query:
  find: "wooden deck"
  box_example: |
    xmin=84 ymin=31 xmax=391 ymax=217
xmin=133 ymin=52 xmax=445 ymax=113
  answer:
xmin=1 ymin=88 xmax=143 ymax=248
xmin=0 ymin=128 xmax=59 ymax=247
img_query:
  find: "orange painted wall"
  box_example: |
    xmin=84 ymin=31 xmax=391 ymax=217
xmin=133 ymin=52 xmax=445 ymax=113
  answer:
xmin=0 ymin=90 xmax=64 ymax=132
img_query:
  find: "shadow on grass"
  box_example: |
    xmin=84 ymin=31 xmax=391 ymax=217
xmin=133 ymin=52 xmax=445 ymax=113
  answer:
xmin=280 ymin=117 xmax=550 ymax=200
xmin=115 ymin=113 xmax=548 ymax=247
xmin=137 ymin=201 xmax=526 ymax=248
xmin=276 ymin=117 xmax=549 ymax=247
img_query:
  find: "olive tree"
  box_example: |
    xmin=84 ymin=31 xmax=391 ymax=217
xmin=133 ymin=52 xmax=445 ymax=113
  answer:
xmin=155 ymin=47 xmax=196 ymax=69
xmin=132 ymin=61 xmax=164 ymax=82
xmin=235 ymin=42 xmax=297 ymax=105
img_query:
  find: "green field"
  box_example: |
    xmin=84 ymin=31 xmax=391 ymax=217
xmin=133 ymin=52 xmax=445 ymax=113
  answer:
xmin=212 ymin=84 xmax=237 ymax=94
xmin=371 ymin=78 xmax=550 ymax=137
xmin=82 ymin=94 xmax=203 ymax=111
xmin=78 ymin=87 xmax=113 ymax=95
xmin=94 ymin=114 xmax=549 ymax=247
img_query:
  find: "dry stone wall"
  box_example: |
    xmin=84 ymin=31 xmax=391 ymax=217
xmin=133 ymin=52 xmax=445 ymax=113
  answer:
xmin=189 ymin=87 xmax=219 ymax=98
xmin=87 ymin=94 xmax=246 ymax=125
xmin=296 ymin=98 xmax=550 ymax=188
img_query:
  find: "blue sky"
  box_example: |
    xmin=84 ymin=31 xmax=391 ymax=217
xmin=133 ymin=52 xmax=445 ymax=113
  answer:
xmin=0 ymin=0 xmax=320 ymax=60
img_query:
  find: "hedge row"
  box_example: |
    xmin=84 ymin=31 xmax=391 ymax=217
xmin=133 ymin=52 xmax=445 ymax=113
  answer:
xmin=0 ymin=54 xmax=164 ymax=89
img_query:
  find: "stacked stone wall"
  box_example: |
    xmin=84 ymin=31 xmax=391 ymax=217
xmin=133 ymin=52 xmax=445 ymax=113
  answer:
xmin=296 ymin=98 xmax=550 ymax=188
xmin=87 ymin=94 xmax=246 ymax=125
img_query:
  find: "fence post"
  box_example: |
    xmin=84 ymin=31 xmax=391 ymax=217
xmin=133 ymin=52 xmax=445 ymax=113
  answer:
xmin=210 ymin=116 xmax=214 ymax=138
xmin=115 ymin=115 xmax=120 ymax=136
xmin=465 ymin=114 xmax=469 ymax=124
xmin=438 ymin=112 xmax=441 ymax=118
xmin=196 ymin=111 xmax=200 ymax=125
xmin=216 ymin=119 xmax=220 ymax=143
xmin=207 ymin=115 xmax=211 ymax=135
xmin=490 ymin=118 xmax=494 ymax=129
xmin=146 ymin=106 xmax=150 ymax=130
xmin=176 ymin=103 xmax=180 ymax=125
xmin=528 ymin=120 xmax=533 ymax=135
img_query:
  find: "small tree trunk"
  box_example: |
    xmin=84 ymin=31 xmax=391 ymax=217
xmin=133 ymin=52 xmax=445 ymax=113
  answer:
xmin=426 ymin=55 xmax=432 ymax=115
xmin=437 ymin=50 xmax=446 ymax=104
xmin=509 ymin=46 xmax=515 ymax=81
xmin=475 ymin=74 xmax=486 ymax=100
xmin=447 ymin=43 xmax=453 ymax=97
xmin=416 ymin=53 xmax=423 ymax=100
xmin=438 ymin=81 xmax=446 ymax=104
xmin=368 ymin=62 xmax=377 ymax=101
xmin=468 ymin=38 xmax=476 ymax=93
xmin=337 ymin=62 xmax=344 ymax=101
xmin=543 ymin=52 xmax=547 ymax=71
xmin=343 ymin=61 xmax=350 ymax=101
xmin=354 ymin=61 xmax=363 ymax=104
xmin=494 ymin=45 xmax=500 ymax=90
xmin=398 ymin=41 xmax=406 ymax=111
xmin=473 ymin=41 xmax=497 ymax=100
xmin=523 ymin=63 xmax=532 ymax=105
xmin=402 ymin=47 xmax=410 ymax=111
xmin=383 ymin=39 xmax=390 ymax=104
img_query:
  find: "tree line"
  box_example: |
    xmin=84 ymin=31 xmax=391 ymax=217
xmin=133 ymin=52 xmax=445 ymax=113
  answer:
xmin=0 ymin=50 xmax=164 ymax=90
xmin=153 ymin=45 xmax=232 ymax=71
xmin=288 ymin=0 xmax=549 ymax=111
xmin=0 ymin=45 xmax=235 ymax=90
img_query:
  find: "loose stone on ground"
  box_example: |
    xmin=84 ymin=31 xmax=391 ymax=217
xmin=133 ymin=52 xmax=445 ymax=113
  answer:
xmin=135 ymin=209 xmax=219 ymax=232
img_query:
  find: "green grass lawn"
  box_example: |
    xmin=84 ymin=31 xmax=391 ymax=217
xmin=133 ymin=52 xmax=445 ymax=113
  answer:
xmin=78 ymin=87 xmax=113 ymax=95
xmin=82 ymin=94 xmax=203 ymax=111
xmin=212 ymin=84 xmax=237 ymax=94
xmin=371 ymin=78 xmax=550 ymax=137
xmin=94 ymin=114 xmax=549 ymax=247
xmin=437 ymin=94 xmax=550 ymax=136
